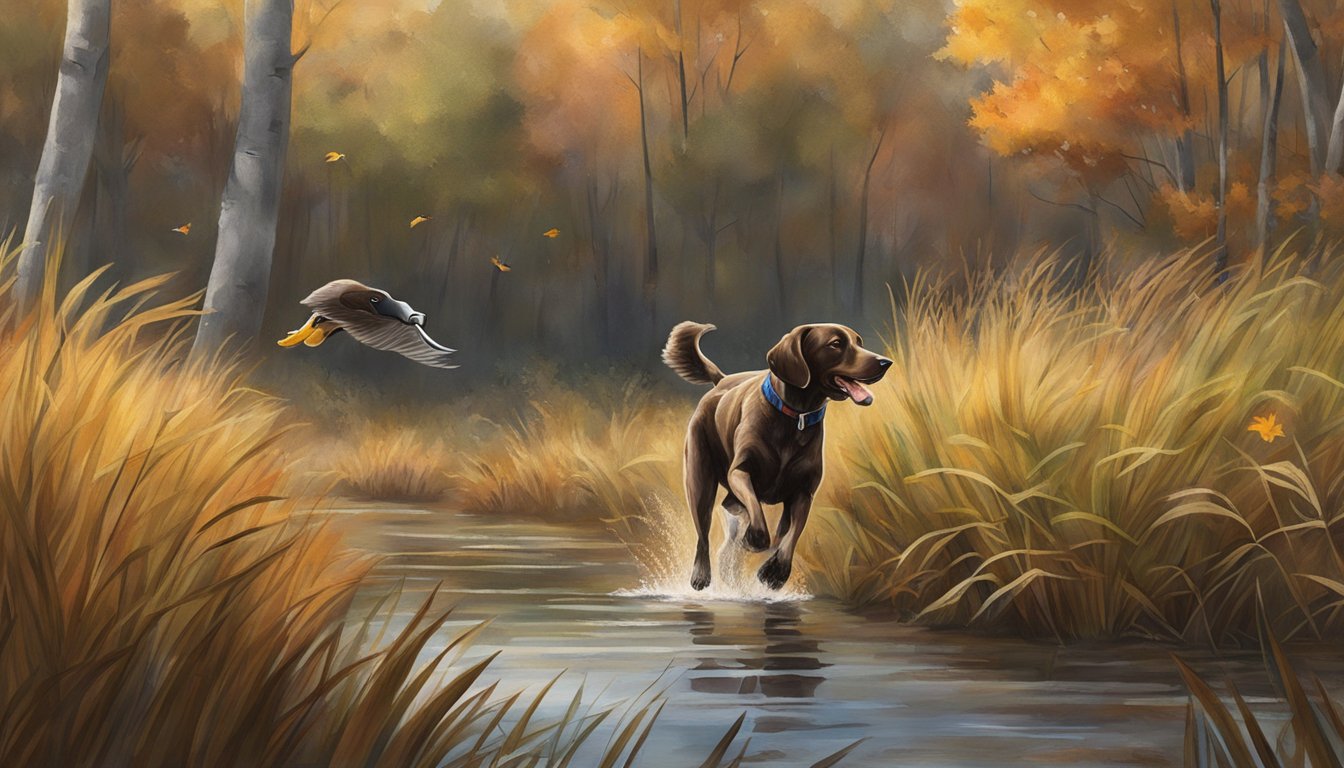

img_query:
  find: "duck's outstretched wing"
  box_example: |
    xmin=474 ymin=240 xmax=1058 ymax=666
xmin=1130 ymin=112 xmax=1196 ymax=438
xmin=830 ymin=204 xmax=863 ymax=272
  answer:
xmin=341 ymin=316 xmax=458 ymax=369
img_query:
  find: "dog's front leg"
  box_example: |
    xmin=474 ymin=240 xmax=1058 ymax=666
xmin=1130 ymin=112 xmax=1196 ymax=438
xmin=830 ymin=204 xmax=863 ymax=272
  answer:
xmin=726 ymin=464 xmax=771 ymax=552
xmin=758 ymin=490 xmax=813 ymax=589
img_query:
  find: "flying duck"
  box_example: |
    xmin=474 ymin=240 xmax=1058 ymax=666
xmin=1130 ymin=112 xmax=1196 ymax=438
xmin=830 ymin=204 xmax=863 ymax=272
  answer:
xmin=277 ymin=279 xmax=457 ymax=369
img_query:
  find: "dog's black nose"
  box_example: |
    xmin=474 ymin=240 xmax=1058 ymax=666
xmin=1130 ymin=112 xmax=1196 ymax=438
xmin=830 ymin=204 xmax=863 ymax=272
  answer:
xmin=877 ymin=357 xmax=893 ymax=369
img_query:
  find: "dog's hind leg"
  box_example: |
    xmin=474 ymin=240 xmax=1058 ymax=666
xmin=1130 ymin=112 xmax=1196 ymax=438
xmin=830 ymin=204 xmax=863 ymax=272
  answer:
xmin=685 ymin=437 xmax=717 ymax=591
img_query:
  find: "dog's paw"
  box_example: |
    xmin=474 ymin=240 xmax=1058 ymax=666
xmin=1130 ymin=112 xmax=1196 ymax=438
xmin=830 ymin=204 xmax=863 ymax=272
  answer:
xmin=757 ymin=555 xmax=792 ymax=590
xmin=741 ymin=525 xmax=770 ymax=552
xmin=690 ymin=562 xmax=711 ymax=591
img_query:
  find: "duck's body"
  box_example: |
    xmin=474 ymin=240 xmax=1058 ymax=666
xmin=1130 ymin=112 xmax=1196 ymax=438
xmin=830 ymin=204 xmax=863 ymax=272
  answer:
xmin=277 ymin=280 xmax=457 ymax=369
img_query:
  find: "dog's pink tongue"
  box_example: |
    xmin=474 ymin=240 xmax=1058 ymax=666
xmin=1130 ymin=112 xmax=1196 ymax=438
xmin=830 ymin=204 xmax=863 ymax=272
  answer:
xmin=838 ymin=377 xmax=874 ymax=406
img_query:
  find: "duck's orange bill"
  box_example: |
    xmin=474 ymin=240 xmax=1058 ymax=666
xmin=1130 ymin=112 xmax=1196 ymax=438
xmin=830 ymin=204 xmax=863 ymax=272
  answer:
xmin=303 ymin=326 xmax=330 ymax=347
xmin=277 ymin=316 xmax=318 ymax=347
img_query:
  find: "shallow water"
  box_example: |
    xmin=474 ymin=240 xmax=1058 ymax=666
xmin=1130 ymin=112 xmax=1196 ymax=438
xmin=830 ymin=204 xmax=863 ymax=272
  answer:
xmin=332 ymin=504 xmax=1344 ymax=767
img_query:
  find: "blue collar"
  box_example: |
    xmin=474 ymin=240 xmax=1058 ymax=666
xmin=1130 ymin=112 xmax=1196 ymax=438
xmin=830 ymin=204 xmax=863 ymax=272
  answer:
xmin=761 ymin=375 xmax=826 ymax=431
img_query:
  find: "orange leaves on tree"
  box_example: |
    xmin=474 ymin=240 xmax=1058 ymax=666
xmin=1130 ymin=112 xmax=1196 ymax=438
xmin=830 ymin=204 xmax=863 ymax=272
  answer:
xmin=1311 ymin=174 xmax=1344 ymax=234
xmin=1157 ymin=183 xmax=1255 ymax=242
xmin=515 ymin=1 xmax=645 ymax=161
xmin=943 ymin=0 xmax=1206 ymax=189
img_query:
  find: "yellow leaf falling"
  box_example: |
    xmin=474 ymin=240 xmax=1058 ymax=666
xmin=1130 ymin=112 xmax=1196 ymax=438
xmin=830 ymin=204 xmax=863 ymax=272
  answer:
xmin=1248 ymin=413 xmax=1285 ymax=443
xmin=542 ymin=228 xmax=560 ymax=238
xmin=171 ymin=223 xmax=191 ymax=235
xmin=490 ymin=255 xmax=512 ymax=272
xmin=410 ymin=215 xmax=431 ymax=228
xmin=324 ymin=151 xmax=345 ymax=163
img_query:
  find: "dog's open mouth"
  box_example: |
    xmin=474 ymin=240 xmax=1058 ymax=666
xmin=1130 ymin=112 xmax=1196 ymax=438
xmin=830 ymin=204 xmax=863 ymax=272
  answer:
xmin=832 ymin=376 xmax=875 ymax=406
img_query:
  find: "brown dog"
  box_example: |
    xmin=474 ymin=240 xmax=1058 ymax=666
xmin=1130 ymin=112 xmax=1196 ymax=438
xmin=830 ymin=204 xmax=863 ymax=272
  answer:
xmin=662 ymin=321 xmax=892 ymax=590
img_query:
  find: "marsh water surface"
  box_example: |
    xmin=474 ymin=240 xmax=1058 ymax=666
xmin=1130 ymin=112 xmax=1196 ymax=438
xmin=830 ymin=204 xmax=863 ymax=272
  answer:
xmin=333 ymin=504 xmax=1344 ymax=767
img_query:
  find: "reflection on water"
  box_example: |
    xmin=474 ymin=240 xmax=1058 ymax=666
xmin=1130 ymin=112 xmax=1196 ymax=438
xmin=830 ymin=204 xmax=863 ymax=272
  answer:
xmin=685 ymin=603 xmax=827 ymax=699
xmin=333 ymin=504 xmax=1344 ymax=768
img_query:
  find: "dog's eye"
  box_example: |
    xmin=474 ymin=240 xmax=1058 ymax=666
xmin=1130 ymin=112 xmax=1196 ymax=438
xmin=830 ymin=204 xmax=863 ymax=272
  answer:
xmin=828 ymin=339 xmax=843 ymax=349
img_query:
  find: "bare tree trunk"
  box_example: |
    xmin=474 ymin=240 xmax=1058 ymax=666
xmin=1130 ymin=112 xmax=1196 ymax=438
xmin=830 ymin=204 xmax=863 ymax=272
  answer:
xmin=1172 ymin=1 xmax=1197 ymax=192
xmin=1258 ymin=33 xmax=1287 ymax=251
xmin=702 ymin=182 xmax=720 ymax=309
xmin=773 ymin=167 xmax=788 ymax=320
xmin=435 ymin=215 xmax=465 ymax=310
xmin=635 ymin=49 xmax=659 ymax=330
xmin=193 ymin=0 xmax=294 ymax=356
xmin=93 ymin=94 xmax=140 ymax=270
xmin=16 ymin=0 xmax=111 ymax=311
xmin=1212 ymin=0 xmax=1229 ymax=277
xmin=1329 ymin=77 xmax=1344 ymax=174
xmin=674 ymin=0 xmax=689 ymax=143
xmin=582 ymin=177 xmax=619 ymax=351
xmin=1277 ymin=0 xmax=1330 ymax=176
xmin=829 ymin=146 xmax=840 ymax=311
xmin=587 ymin=179 xmax=610 ymax=350
xmin=853 ymin=129 xmax=885 ymax=316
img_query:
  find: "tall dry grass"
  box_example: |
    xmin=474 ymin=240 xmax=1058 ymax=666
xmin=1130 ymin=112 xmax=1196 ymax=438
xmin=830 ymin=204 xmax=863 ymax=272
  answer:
xmin=0 ymin=244 xmax=759 ymax=766
xmin=450 ymin=379 xmax=685 ymax=528
xmin=432 ymin=246 xmax=1344 ymax=644
xmin=807 ymin=247 xmax=1344 ymax=643
xmin=332 ymin=428 xmax=455 ymax=502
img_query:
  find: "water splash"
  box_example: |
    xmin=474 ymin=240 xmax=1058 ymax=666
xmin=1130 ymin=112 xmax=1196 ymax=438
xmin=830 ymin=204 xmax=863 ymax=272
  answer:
xmin=613 ymin=579 xmax=811 ymax=604
xmin=613 ymin=496 xmax=812 ymax=604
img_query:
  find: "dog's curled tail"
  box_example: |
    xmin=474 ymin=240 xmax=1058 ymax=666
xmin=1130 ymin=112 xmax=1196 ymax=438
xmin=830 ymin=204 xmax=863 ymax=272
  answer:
xmin=662 ymin=321 xmax=725 ymax=386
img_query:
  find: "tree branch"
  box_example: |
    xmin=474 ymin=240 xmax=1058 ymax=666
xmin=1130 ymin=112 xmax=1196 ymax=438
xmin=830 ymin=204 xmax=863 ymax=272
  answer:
xmin=292 ymin=0 xmax=348 ymax=64
xmin=1119 ymin=152 xmax=1177 ymax=186
xmin=1027 ymin=188 xmax=1096 ymax=216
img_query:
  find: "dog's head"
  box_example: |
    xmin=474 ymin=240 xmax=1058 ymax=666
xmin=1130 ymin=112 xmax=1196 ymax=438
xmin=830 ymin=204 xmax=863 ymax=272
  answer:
xmin=766 ymin=324 xmax=892 ymax=406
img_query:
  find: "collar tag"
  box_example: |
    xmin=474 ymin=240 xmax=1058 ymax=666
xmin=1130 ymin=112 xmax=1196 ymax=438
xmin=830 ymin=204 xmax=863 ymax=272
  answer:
xmin=797 ymin=413 xmax=806 ymax=431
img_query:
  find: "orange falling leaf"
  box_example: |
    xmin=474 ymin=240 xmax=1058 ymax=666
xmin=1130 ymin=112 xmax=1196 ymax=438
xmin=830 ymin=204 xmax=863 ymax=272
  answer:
xmin=542 ymin=228 xmax=560 ymax=238
xmin=1248 ymin=413 xmax=1285 ymax=443
xmin=171 ymin=223 xmax=191 ymax=235
xmin=490 ymin=255 xmax=512 ymax=272
xmin=410 ymin=215 xmax=431 ymax=228
xmin=324 ymin=151 xmax=346 ymax=163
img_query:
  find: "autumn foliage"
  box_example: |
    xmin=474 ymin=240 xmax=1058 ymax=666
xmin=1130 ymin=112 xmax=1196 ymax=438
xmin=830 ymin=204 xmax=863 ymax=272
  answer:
xmin=942 ymin=0 xmax=1344 ymax=255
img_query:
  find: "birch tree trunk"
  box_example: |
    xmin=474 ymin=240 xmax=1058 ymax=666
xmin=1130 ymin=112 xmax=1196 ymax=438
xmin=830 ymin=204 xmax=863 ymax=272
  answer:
xmin=16 ymin=0 xmax=111 ymax=311
xmin=1328 ymin=79 xmax=1344 ymax=174
xmin=1276 ymin=0 xmax=1330 ymax=176
xmin=192 ymin=0 xmax=294 ymax=356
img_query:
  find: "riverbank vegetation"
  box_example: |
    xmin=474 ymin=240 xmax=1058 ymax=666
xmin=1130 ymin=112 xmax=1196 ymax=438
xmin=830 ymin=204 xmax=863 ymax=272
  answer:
xmin=0 ymin=246 xmax=775 ymax=766
xmin=342 ymin=245 xmax=1344 ymax=646
xmin=1180 ymin=635 xmax=1344 ymax=767
xmin=812 ymin=245 xmax=1344 ymax=644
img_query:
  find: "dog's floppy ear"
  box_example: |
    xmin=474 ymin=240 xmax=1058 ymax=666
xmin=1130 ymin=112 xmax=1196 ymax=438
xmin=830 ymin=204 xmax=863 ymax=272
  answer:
xmin=767 ymin=326 xmax=812 ymax=389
